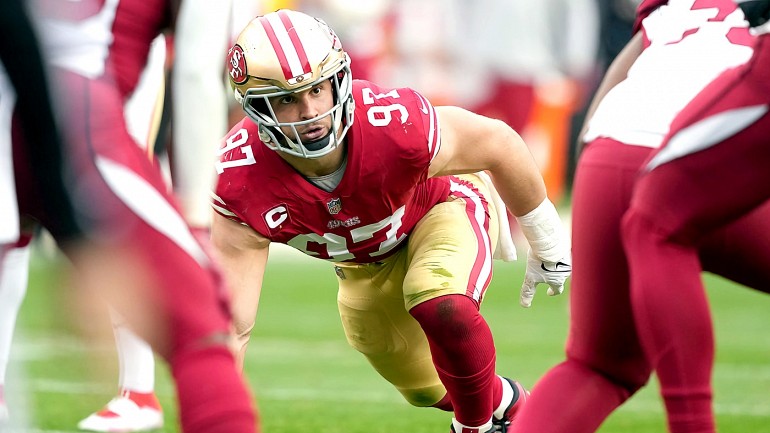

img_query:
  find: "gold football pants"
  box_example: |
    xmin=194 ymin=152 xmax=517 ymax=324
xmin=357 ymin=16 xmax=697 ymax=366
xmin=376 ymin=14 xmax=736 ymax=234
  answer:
xmin=334 ymin=174 xmax=499 ymax=407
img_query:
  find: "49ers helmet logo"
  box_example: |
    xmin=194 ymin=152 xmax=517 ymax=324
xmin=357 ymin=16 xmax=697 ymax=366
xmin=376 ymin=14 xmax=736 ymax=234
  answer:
xmin=227 ymin=44 xmax=248 ymax=84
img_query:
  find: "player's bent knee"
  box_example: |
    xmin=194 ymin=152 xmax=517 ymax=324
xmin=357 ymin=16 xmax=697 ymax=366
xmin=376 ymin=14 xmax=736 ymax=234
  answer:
xmin=568 ymin=355 xmax=651 ymax=397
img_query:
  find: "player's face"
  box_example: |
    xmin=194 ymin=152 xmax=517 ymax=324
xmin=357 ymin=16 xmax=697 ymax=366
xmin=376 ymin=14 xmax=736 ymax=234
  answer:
xmin=268 ymin=80 xmax=335 ymax=142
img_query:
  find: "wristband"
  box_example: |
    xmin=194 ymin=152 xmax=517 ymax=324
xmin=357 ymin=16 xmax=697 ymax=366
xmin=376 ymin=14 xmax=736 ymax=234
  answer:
xmin=516 ymin=198 xmax=569 ymax=263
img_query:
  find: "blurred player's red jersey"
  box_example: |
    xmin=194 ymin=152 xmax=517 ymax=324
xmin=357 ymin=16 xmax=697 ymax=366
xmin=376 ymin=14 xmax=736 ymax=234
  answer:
xmin=213 ymin=80 xmax=456 ymax=263
xmin=35 ymin=0 xmax=172 ymax=98
xmin=16 ymin=0 xmax=175 ymax=227
xmin=583 ymin=0 xmax=754 ymax=149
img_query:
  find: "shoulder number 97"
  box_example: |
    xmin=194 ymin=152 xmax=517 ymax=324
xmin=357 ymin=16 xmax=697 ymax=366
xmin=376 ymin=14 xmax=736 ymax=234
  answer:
xmin=362 ymin=88 xmax=409 ymax=127
xmin=215 ymin=128 xmax=255 ymax=174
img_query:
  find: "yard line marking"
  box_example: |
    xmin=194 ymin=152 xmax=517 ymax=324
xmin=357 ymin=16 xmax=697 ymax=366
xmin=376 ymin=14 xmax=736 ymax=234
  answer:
xmin=21 ymin=377 xmax=770 ymax=417
xmin=28 ymin=379 xmax=113 ymax=395
xmin=3 ymin=428 xmax=83 ymax=433
xmin=5 ymin=329 xmax=33 ymax=431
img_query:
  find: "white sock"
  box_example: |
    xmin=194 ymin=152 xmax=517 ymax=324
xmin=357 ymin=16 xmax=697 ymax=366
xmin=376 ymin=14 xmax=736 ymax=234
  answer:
xmin=110 ymin=310 xmax=156 ymax=393
xmin=493 ymin=376 xmax=514 ymax=420
xmin=0 ymin=245 xmax=30 ymax=384
xmin=451 ymin=417 xmax=493 ymax=433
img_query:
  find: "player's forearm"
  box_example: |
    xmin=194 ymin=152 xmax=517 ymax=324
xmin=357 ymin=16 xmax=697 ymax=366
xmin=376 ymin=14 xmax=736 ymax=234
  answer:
xmin=487 ymin=130 xmax=547 ymax=218
xmin=488 ymin=133 xmax=569 ymax=264
xmin=216 ymin=245 xmax=267 ymax=332
xmin=218 ymin=249 xmax=266 ymax=370
xmin=210 ymin=213 xmax=269 ymax=369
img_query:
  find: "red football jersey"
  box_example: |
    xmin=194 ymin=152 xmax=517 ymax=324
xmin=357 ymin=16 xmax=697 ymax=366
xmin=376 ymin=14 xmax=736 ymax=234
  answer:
xmin=585 ymin=0 xmax=754 ymax=148
xmin=634 ymin=0 xmax=669 ymax=34
xmin=35 ymin=0 xmax=172 ymax=99
xmin=213 ymin=80 xmax=453 ymax=263
xmin=633 ymin=0 xmax=746 ymax=34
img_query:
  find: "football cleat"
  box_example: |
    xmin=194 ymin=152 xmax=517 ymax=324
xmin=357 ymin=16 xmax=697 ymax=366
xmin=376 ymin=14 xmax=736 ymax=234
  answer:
xmin=492 ymin=378 xmax=530 ymax=433
xmin=448 ymin=377 xmax=531 ymax=433
xmin=78 ymin=390 xmax=163 ymax=432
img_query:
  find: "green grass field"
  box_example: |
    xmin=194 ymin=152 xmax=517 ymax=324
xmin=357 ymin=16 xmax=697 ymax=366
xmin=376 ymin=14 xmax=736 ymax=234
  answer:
xmin=8 ymin=244 xmax=770 ymax=432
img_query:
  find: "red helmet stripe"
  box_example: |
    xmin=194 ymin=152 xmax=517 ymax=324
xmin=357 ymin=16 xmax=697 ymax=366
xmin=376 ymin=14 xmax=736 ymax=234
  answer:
xmin=277 ymin=10 xmax=311 ymax=76
xmin=258 ymin=15 xmax=294 ymax=80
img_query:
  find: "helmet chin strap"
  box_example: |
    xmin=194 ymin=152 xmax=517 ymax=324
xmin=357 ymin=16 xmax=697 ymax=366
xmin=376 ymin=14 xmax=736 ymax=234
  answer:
xmin=270 ymin=128 xmax=334 ymax=157
xmin=302 ymin=133 xmax=333 ymax=152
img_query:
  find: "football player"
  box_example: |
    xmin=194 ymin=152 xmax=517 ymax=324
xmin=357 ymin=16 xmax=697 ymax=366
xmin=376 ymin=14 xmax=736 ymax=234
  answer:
xmin=512 ymin=1 xmax=770 ymax=433
xmin=621 ymin=0 xmax=770 ymax=432
xmin=211 ymin=10 xmax=571 ymax=433
xmin=78 ymin=0 xmax=235 ymax=429
xmin=7 ymin=0 xmax=258 ymax=432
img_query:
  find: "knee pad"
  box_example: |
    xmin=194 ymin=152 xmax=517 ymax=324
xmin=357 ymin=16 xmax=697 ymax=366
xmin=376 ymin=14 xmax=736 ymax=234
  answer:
xmin=339 ymin=303 xmax=398 ymax=356
xmin=338 ymin=296 xmax=446 ymax=406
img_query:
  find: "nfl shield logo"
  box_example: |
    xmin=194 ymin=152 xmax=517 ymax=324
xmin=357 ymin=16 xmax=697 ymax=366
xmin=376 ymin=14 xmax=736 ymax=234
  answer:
xmin=326 ymin=198 xmax=342 ymax=215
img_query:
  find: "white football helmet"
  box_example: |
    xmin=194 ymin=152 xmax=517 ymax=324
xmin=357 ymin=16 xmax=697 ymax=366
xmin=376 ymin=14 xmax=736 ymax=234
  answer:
xmin=226 ymin=9 xmax=354 ymax=159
